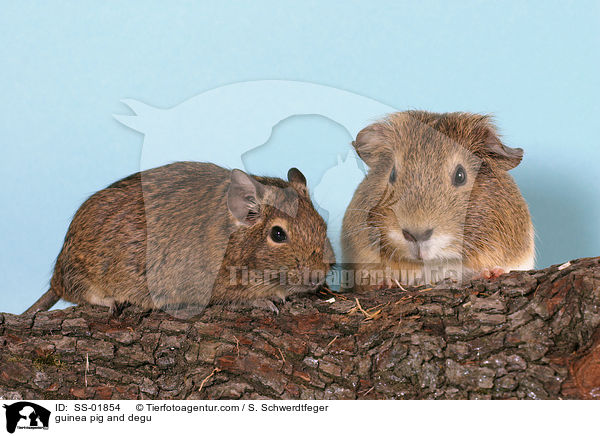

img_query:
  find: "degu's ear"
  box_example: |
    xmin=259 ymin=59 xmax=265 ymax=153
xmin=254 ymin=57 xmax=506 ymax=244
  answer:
xmin=352 ymin=122 xmax=391 ymax=168
xmin=287 ymin=167 xmax=309 ymax=197
xmin=483 ymin=130 xmax=524 ymax=171
xmin=227 ymin=169 xmax=263 ymax=226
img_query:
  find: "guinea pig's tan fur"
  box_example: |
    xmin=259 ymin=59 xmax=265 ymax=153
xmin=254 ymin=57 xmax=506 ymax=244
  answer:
xmin=342 ymin=111 xmax=534 ymax=290
xmin=27 ymin=162 xmax=333 ymax=315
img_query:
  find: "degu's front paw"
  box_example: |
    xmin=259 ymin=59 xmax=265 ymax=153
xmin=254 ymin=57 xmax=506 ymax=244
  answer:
xmin=249 ymin=299 xmax=281 ymax=314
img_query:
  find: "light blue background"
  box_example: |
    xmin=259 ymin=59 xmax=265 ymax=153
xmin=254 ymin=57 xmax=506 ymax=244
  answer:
xmin=1 ymin=1 xmax=598 ymax=314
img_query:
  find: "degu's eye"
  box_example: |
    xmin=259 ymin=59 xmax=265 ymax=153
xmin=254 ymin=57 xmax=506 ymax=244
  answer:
xmin=453 ymin=164 xmax=467 ymax=186
xmin=269 ymin=226 xmax=287 ymax=243
xmin=389 ymin=166 xmax=397 ymax=184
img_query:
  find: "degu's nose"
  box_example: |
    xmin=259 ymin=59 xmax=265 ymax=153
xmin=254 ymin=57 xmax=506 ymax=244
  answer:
xmin=308 ymin=276 xmax=325 ymax=290
xmin=402 ymin=228 xmax=433 ymax=243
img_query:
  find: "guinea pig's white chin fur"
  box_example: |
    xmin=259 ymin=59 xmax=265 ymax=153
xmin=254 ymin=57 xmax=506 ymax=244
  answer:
xmin=419 ymin=234 xmax=459 ymax=261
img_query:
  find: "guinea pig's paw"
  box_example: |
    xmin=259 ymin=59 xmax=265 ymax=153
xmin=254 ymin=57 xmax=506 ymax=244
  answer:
xmin=109 ymin=301 xmax=132 ymax=318
xmin=476 ymin=267 xmax=506 ymax=281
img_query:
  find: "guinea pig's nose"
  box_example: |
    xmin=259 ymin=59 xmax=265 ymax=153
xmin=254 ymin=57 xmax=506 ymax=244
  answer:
xmin=402 ymin=228 xmax=433 ymax=242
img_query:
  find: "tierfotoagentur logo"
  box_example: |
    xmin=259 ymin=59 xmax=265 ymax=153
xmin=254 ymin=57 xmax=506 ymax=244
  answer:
xmin=2 ymin=402 xmax=50 ymax=433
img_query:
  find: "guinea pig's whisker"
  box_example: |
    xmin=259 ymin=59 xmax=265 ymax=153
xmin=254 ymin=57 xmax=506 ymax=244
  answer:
xmin=368 ymin=237 xmax=391 ymax=250
xmin=343 ymin=224 xmax=370 ymax=234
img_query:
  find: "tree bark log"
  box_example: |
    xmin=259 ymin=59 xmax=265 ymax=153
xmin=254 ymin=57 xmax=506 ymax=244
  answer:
xmin=2 ymin=257 xmax=600 ymax=400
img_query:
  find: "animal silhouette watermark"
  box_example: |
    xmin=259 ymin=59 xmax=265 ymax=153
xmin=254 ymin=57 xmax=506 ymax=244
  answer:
xmin=2 ymin=402 xmax=50 ymax=433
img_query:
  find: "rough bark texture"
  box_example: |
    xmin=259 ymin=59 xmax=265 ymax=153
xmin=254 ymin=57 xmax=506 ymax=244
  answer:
xmin=2 ymin=257 xmax=600 ymax=400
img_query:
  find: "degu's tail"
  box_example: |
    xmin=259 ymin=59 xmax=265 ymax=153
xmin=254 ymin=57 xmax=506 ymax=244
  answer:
xmin=22 ymin=289 xmax=60 ymax=315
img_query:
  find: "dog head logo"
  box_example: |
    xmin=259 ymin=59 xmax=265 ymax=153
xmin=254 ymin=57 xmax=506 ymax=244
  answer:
xmin=114 ymin=80 xmax=395 ymax=261
xmin=3 ymin=402 xmax=50 ymax=433
xmin=114 ymin=80 xmax=396 ymax=303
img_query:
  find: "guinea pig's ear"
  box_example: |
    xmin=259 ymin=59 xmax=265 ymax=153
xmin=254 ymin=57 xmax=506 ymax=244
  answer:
xmin=484 ymin=132 xmax=524 ymax=171
xmin=227 ymin=169 xmax=263 ymax=226
xmin=287 ymin=167 xmax=309 ymax=197
xmin=353 ymin=122 xmax=390 ymax=167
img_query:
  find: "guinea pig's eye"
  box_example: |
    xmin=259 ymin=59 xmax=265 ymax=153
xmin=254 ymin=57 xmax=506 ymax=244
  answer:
xmin=452 ymin=165 xmax=467 ymax=187
xmin=269 ymin=226 xmax=287 ymax=243
xmin=389 ymin=166 xmax=397 ymax=184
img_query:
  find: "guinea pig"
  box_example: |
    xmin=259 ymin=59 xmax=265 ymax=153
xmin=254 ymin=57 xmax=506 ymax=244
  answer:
xmin=24 ymin=162 xmax=334 ymax=316
xmin=342 ymin=111 xmax=534 ymax=291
